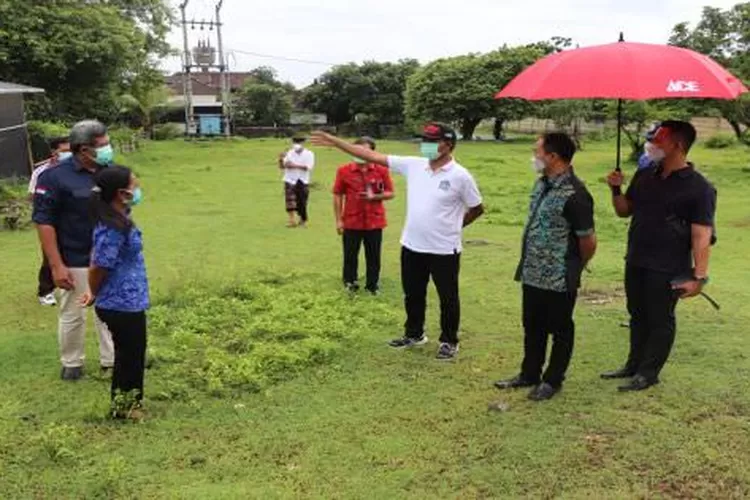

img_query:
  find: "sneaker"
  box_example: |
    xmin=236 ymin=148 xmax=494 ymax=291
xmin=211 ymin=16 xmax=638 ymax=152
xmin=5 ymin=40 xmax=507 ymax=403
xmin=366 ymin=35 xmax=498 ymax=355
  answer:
xmin=365 ymin=287 xmax=380 ymax=296
xmin=38 ymin=293 xmax=57 ymax=306
xmin=344 ymin=282 xmax=360 ymax=293
xmin=388 ymin=335 xmax=428 ymax=349
xmin=60 ymin=366 xmax=83 ymax=381
xmin=436 ymin=343 xmax=459 ymax=361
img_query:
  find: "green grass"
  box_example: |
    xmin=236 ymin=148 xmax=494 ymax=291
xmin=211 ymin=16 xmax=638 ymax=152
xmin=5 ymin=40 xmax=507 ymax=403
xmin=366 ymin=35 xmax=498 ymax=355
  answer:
xmin=1 ymin=137 xmax=750 ymax=498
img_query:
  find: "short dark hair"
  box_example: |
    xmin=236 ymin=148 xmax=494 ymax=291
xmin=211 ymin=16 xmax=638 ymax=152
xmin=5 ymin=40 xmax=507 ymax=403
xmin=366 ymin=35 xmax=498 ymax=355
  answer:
xmin=354 ymin=136 xmax=376 ymax=150
xmin=292 ymin=136 xmax=306 ymax=144
xmin=660 ymin=120 xmax=697 ymax=153
xmin=49 ymin=136 xmax=70 ymax=150
xmin=541 ymin=132 xmax=576 ymax=163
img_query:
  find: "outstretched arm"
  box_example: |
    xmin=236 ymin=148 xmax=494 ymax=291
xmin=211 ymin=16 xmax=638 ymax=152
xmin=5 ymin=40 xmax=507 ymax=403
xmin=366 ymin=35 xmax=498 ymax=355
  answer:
xmin=311 ymin=131 xmax=389 ymax=167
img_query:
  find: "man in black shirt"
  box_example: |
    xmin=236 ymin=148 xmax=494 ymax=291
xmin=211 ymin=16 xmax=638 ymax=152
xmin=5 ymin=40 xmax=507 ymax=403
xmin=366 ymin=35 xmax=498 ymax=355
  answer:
xmin=603 ymin=120 xmax=717 ymax=392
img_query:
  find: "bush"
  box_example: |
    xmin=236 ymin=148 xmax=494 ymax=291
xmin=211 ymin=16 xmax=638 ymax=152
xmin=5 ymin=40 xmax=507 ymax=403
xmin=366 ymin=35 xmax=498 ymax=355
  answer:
xmin=0 ymin=179 xmax=32 ymax=231
xmin=147 ymin=274 xmax=399 ymax=399
xmin=152 ymin=123 xmax=183 ymax=141
xmin=704 ymin=134 xmax=736 ymax=149
xmin=27 ymin=121 xmax=70 ymax=162
xmin=109 ymin=126 xmax=141 ymax=153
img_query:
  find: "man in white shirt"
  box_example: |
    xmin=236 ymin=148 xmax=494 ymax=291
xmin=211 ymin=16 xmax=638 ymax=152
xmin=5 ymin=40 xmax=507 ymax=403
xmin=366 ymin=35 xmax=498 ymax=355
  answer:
xmin=312 ymin=123 xmax=484 ymax=360
xmin=278 ymin=136 xmax=315 ymax=227
xmin=28 ymin=136 xmax=72 ymax=306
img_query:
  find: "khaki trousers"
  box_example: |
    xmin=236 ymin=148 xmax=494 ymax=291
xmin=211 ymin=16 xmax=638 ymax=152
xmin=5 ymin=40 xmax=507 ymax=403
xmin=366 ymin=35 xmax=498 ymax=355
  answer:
xmin=58 ymin=268 xmax=115 ymax=368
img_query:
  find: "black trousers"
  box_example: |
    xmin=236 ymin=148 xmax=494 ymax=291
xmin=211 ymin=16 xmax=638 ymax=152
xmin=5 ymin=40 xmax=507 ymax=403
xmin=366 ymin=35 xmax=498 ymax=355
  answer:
xmin=342 ymin=229 xmax=383 ymax=291
xmin=96 ymin=309 xmax=147 ymax=402
xmin=401 ymin=246 xmax=460 ymax=344
xmin=520 ymin=285 xmax=578 ymax=388
xmin=38 ymin=254 xmax=54 ymax=297
xmin=295 ymin=181 xmax=309 ymax=222
xmin=625 ymin=266 xmax=679 ymax=380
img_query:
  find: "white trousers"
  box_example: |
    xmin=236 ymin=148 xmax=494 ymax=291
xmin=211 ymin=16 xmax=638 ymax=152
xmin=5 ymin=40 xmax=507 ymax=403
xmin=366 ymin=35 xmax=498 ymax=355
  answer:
xmin=58 ymin=267 xmax=115 ymax=368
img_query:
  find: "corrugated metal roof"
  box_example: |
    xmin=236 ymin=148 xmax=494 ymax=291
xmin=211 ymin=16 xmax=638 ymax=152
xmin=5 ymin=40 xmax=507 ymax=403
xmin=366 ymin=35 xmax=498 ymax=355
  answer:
xmin=0 ymin=81 xmax=45 ymax=95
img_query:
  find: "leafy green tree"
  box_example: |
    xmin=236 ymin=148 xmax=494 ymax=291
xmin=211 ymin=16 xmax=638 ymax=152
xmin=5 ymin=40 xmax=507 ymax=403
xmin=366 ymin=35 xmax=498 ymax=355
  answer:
xmin=670 ymin=2 xmax=750 ymax=143
xmin=405 ymin=45 xmax=546 ymax=140
xmin=301 ymin=60 xmax=419 ymax=125
xmin=232 ymin=83 xmax=293 ymax=126
xmin=0 ymin=0 xmax=174 ymax=122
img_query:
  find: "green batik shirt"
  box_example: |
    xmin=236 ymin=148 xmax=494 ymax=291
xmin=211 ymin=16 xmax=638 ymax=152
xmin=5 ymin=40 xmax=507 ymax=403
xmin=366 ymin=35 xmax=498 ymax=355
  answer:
xmin=515 ymin=170 xmax=595 ymax=293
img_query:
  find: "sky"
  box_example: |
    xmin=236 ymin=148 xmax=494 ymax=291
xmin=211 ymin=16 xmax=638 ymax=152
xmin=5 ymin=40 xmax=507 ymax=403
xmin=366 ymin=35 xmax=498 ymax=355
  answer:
xmin=162 ymin=0 xmax=739 ymax=88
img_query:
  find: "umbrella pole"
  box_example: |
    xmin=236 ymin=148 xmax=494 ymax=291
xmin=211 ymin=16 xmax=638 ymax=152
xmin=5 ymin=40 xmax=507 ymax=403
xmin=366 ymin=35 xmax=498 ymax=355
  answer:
xmin=616 ymin=98 xmax=622 ymax=172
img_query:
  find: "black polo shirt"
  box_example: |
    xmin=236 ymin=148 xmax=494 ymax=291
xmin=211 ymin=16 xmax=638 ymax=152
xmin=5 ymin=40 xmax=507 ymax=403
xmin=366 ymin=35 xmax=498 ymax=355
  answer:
xmin=32 ymin=157 xmax=105 ymax=268
xmin=625 ymin=163 xmax=717 ymax=275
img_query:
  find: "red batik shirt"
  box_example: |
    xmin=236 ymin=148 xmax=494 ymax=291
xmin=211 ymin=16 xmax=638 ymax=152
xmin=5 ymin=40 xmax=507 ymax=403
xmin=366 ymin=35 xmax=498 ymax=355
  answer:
xmin=332 ymin=162 xmax=394 ymax=230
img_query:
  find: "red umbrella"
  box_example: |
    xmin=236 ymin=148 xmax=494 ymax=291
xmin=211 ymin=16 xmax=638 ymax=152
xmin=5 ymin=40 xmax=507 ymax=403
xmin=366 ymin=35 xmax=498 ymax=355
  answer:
xmin=495 ymin=36 xmax=748 ymax=169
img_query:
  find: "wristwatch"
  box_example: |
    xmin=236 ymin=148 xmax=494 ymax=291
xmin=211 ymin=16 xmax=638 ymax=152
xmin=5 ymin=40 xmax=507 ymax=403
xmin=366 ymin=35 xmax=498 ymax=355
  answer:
xmin=693 ymin=275 xmax=709 ymax=285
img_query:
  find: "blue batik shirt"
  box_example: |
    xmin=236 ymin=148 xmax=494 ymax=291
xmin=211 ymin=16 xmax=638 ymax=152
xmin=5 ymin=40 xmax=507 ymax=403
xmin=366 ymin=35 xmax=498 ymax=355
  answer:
xmin=515 ymin=170 xmax=595 ymax=293
xmin=92 ymin=223 xmax=150 ymax=312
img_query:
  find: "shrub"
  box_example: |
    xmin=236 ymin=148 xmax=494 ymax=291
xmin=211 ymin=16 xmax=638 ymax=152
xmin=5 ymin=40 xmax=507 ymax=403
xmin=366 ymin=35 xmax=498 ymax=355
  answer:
xmin=0 ymin=179 xmax=32 ymax=231
xmin=704 ymin=134 xmax=736 ymax=149
xmin=147 ymin=274 xmax=399 ymax=399
xmin=152 ymin=123 xmax=184 ymax=141
xmin=109 ymin=126 xmax=141 ymax=153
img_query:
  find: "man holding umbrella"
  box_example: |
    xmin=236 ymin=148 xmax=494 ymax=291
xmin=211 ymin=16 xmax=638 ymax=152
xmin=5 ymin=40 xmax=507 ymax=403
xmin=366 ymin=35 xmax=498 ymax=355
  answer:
xmin=603 ymin=121 xmax=717 ymax=391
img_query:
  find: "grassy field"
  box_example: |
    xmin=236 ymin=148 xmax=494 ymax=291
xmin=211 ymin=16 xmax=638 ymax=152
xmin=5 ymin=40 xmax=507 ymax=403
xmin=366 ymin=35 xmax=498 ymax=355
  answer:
xmin=1 ymin=137 xmax=750 ymax=499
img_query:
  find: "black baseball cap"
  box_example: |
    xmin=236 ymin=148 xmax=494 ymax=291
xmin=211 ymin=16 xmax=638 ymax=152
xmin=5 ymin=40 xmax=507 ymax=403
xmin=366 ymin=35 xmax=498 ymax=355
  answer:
xmin=419 ymin=122 xmax=457 ymax=143
xmin=292 ymin=135 xmax=306 ymax=143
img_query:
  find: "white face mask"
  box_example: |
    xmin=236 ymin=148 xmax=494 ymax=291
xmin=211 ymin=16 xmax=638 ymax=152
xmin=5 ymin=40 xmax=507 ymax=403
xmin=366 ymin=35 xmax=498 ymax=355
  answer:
xmin=293 ymin=144 xmax=303 ymax=152
xmin=531 ymin=156 xmax=546 ymax=174
xmin=644 ymin=142 xmax=665 ymax=162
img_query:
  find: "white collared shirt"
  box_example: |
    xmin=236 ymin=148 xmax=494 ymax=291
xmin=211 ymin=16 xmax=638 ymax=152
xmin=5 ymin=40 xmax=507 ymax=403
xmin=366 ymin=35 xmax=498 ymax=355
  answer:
xmin=283 ymin=148 xmax=315 ymax=185
xmin=388 ymin=155 xmax=483 ymax=255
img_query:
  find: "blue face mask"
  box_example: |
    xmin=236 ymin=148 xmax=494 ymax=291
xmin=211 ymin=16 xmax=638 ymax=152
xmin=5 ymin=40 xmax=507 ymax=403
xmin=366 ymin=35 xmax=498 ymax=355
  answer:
xmin=420 ymin=142 xmax=440 ymax=160
xmin=57 ymin=151 xmax=73 ymax=162
xmin=94 ymin=144 xmax=114 ymax=166
xmin=127 ymin=187 xmax=143 ymax=207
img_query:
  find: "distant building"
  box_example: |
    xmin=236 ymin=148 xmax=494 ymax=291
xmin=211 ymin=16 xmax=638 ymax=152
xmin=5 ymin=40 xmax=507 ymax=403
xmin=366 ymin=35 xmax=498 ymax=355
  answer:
xmin=289 ymin=113 xmax=327 ymax=126
xmin=0 ymin=81 xmax=44 ymax=178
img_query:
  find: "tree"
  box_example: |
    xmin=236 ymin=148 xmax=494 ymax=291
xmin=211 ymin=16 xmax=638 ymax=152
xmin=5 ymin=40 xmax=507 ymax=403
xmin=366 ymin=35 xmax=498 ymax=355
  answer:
xmin=0 ymin=0 xmax=174 ymax=122
xmin=669 ymin=2 xmax=750 ymax=143
xmin=542 ymin=101 xmax=593 ymax=148
xmin=118 ymin=84 xmax=174 ymax=138
xmin=232 ymin=83 xmax=293 ymax=126
xmin=301 ymin=60 xmax=419 ymax=126
xmin=405 ymin=45 xmax=546 ymax=140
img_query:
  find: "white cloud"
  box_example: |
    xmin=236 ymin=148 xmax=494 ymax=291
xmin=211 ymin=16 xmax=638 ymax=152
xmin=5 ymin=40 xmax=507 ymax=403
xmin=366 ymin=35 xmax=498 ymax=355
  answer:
xmin=163 ymin=0 xmax=739 ymax=87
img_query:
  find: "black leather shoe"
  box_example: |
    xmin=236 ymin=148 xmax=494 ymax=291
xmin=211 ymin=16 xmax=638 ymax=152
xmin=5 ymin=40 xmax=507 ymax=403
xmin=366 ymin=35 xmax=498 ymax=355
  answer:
xmin=528 ymin=383 xmax=560 ymax=402
xmin=600 ymin=367 xmax=636 ymax=380
xmin=618 ymin=375 xmax=659 ymax=392
xmin=494 ymin=375 xmax=538 ymax=390
xmin=60 ymin=366 xmax=83 ymax=381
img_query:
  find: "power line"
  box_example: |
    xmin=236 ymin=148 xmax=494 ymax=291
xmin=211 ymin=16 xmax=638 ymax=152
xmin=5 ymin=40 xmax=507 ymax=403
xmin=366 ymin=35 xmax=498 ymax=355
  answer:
xmin=227 ymin=48 xmax=337 ymax=67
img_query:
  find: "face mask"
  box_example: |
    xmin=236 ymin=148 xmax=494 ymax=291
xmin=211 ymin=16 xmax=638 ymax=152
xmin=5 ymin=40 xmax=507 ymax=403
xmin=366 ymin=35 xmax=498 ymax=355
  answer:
xmin=94 ymin=144 xmax=114 ymax=166
xmin=293 ymin=144 xmax=303 ymax=152
xmin=645 ymin=142 xmax=666 ymax=162
xmin=57 ymin=151 xmax=73 ymax=162
xmin=420 ymin=142 xmax=440 ymax=160
xmin=353 ymin=157 xmax=367 ymax=165
xmin=531 ymin=156 xmax=546 ymax=174
xmin=125 ymin=187 xmax=143 ymax=207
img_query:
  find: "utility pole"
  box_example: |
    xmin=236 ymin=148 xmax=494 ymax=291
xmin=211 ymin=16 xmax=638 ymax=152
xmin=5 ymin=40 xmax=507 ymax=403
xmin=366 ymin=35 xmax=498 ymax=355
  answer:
xmin=179 ymin=1 xmax=196 ymax=137
xmin=215 ymin=0 xmax=231 ymax=137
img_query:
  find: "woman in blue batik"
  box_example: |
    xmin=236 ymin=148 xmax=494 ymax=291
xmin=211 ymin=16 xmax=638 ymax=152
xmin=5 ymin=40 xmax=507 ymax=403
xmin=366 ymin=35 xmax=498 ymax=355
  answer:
xmin=80 ymin=166 xmax=149 ymax=421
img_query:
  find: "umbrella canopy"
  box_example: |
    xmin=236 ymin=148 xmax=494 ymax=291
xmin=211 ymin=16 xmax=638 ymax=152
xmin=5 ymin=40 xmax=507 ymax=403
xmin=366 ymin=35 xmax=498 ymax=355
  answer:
xmin=495 ymin=41 xmax=748 ymax=101
xmin=495 ymin=40 xmax=748 ymax=170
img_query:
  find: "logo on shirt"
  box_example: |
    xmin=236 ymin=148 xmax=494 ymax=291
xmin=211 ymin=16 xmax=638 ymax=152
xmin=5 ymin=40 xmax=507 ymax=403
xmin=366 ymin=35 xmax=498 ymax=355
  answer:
xmin=34 ymin=186 xmax=48 ymax=196
xmin=666 ymin=80 xmax=700 ymax=93
xmin=438 ymin=180 xmax=451 ymax=191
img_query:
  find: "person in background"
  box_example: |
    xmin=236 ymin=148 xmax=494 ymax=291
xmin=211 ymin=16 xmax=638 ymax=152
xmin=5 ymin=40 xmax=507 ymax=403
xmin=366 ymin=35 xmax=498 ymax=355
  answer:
xmin=279 ymin=136 xmax=315 ymax=228
xmin=32 ymin=120 xmax=115 ymax=381
xmin=332 ymin=136 xmax=395 ymax=295
xmin=494 ymin=133 xmax=597 ymax=401
xmin=312 ymin=123 xmax=484 ymax=361
xmin=80 ymin=166 xmax=149 ymax=421
xmin=603 ymin=121 xmax=717 ymax=392
xmin=28 ymin=136 xmax=72 ymax=306
xmin=637 ymin=122 xmax=661 ymax=171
